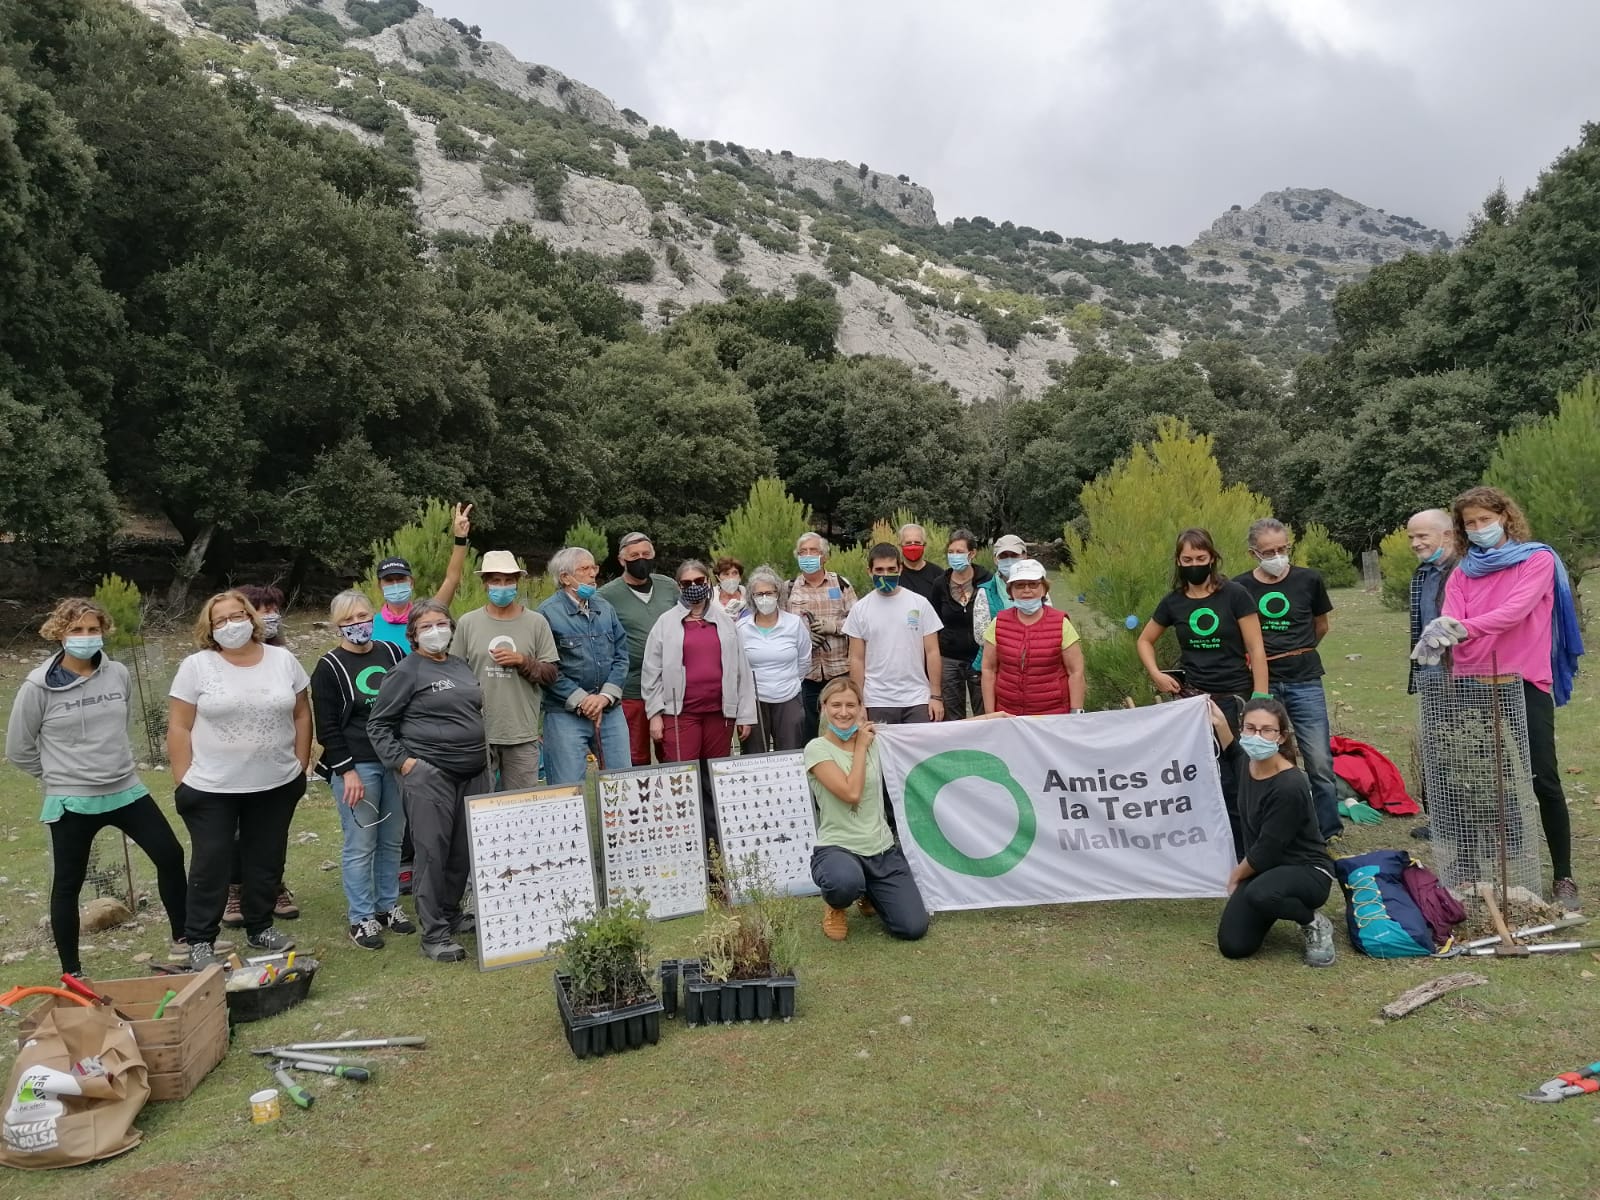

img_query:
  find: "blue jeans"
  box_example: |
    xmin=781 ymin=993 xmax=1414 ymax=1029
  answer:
xmin=1271 ymin=680 xmax=1342 ymax=840
xmin=543 ymin=705 xmax=632 ymax=786
xmin=332 ymin=762 xmax=404 ymax=924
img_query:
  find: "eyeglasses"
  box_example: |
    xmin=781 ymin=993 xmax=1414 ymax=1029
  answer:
xmin=210 ymin=612 xmax=250 ymax=629
xmin=1252 ymin=546 xmax=1290 ymax=558
xmin=352 ymin=798 xmax=390 ymax=830
xmin=1240 ymin=724 xmax=1281 ymax=737
xmin=680 ymin=577 xmax=708 ymax=587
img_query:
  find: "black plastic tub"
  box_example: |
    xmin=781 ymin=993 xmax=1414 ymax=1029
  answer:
xmin=678 ymin=960 xmax=797 ymax=1027
xmin=553 ymin=972 xmax=663 ymax=1059
xmin=224 ymin=958 xmax=319 ymax=1024
xmin=657 ymin=959 xmax=684 ymax=1018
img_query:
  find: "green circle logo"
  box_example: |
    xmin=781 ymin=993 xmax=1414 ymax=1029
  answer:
xmin=1258 ymin=591 xmax=1290 ymax=620
xmin=355 ymin=665 xmax=388 ymax=696
xmin=903 ymin=750 xmax=1036 ymax=876
xmin=1188 ymin=607 xmax=1220 ymax=638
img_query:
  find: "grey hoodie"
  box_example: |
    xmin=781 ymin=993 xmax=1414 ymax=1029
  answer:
xmin=5 ymin=654 xmax=140 ymax=796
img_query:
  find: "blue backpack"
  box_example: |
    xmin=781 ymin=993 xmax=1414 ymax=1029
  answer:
xmin=1334 ymin=850 xmax=1435 ymax=958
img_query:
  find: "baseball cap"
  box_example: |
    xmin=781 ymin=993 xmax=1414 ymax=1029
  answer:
xmin=377 ymin=557 xmax=412 ymax=579
xmin=1007 ymin=559 xmax=1047 ymax=583
xmin=476 ymin=550 xmax=524 ymax=576
xmin=994 ymin=534 xmax=1028 ymax=557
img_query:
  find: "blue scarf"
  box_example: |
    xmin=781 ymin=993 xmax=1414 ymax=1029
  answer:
xmin=1458 ymin=540 xmax=1584 ymax=706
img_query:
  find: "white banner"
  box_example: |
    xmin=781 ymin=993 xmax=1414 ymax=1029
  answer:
xmin=876 ymin=697 xmax=1232 ymax=912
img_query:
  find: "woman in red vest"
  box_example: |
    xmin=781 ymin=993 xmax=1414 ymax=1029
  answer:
xmin=980 ymin=560 xmax=1086 ymax=716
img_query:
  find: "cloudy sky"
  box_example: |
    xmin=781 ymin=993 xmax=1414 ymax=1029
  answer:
xmin=435 ymin=0 xmax=1600 ymax=244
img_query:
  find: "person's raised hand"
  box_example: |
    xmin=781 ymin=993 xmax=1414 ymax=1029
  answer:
xmin=453 ymin=502 xmax=473 ymax=538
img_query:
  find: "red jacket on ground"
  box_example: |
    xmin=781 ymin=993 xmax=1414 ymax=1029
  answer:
xmin=1330 ymin=735 xmax=1421 ymax=816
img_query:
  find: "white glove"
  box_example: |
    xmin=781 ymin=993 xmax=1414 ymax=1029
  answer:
xmin=1410 ymin=616 xmax=1469 ymax=665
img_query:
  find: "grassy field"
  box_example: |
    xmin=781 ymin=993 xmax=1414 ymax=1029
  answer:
xmin=1 ymin=586 xmax=1597 ymax=1198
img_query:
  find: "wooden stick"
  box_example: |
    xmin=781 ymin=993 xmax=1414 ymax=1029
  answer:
xmin=1478 ymin=883 xmax=1517 ymax=947
xmin=1381 ymin=973 xmax=1489 ymax=1020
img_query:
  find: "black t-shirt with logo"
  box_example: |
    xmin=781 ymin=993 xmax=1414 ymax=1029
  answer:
xmin=1231 ymin=568 xmax=1333 ymax=684
xmin=1152 ymin=581 xmax=1256 ymax=695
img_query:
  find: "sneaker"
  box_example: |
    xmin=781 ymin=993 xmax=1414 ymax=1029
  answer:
xmin=381 ymin=906 xmax=416 ymax=935
xmin=821 ymin=903 xmax=849 ymax=941
xmin=221 ymin=884 xmax=245 ymax=928
xmin=1554 ymin=877 xmax=1581 ymax=913
xmin=349 ymin=918 xmax=386 ymax=950
xmin=188 ymin=940 xmax=223 ymax=971
xmin=420 ymin=939 xmax=466 ymax=963
xmin=247 ymin=927 xmax=296 ymax=953
xmin=398 ymin=862 xmax=414 ymax=896
xmin=274 ymin=884 xmax=300 ymax=920
xmin=856 ymin=895 xmax=877 ymax=918
xmin=1409 ymin=824 xmax=1433 ymax=841
xmin=1302 ymin=913 xmax=1336 ymax=968
xmin=450 ymin=912 xmax=476 ymax=936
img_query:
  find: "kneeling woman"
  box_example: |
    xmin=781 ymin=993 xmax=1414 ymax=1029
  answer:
xmin=805 ymin=678 xmax=928 ymax=942
xmin=367 ymin=601 xmax=491 ymax=963
xmin=1214 ymin=697 xmax=1336 ymax=967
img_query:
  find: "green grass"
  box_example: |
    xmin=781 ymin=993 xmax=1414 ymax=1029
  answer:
xmin=2 ymin=587 xmax=1598 ymax=1199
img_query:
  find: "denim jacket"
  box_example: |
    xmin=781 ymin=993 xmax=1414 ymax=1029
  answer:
xmin=536 ymin=590 xmax=629 ymax=712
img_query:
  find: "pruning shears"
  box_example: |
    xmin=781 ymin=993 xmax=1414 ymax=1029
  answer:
xmin=1523 ymin=1060 xmax=1600 ymax=1102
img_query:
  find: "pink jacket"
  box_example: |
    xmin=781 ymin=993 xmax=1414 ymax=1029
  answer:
xmin=1442 ymin=550 xmax=1555 ymax=691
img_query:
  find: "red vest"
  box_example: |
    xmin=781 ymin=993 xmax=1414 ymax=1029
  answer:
xmin=992 ymin=607 xmax=1071 ymax=716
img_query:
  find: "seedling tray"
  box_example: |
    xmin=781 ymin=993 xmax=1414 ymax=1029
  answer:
xmin=553 ymin=971 xmax=663 ymax=1059
xmin=675 ymin=959 xmax=796 ymax=1026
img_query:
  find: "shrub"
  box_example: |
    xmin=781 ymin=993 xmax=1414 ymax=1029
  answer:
xmin=1294 ymin=522 xmax=1358 ymax=588
xmin=94 ymin=574 xmax=145 ymax=653
xmin=712 ymin=229 xmax=742 ymax=262
xmin=610 ymin=248 xmax=655 ymax=283
xmin=1378 ymin=526 xmax=1414 ymax=612
xmin=695 ymin=850 xmax=799 ymax=981
xmin=365 ymin=500 xmax=485 ymax=618
xmin=435 ymin=121 xmax=478 ymax=160
xmin=712 ymin=478 xmax=812 ymax=581
xmin=561 ymin=516 xmax=610 ymax=569
xmin=557 ymin=896 xmax=654 ymax=1011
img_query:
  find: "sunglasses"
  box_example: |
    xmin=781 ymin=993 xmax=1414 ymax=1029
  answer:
xmin=680 ymin=577 xmax=708 ymax=586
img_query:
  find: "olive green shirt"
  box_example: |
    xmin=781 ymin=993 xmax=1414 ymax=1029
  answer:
xmin=596 ymin=574 xmax=679 ymax=700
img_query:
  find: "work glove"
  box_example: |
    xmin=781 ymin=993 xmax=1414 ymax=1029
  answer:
xmin=1409 ymin=616 xmax=1469 ymax=665
xmin=1339 ymin=798 xmax=1383 ymax=826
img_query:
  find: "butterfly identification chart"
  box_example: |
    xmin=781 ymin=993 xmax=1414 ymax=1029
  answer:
xmin=464 ymin=784 xmax=597 ymax=971
xmin=596 ymin=761 xmax=709 ymax=920
xmin=708 ymin=751 xmax=820 ymax=898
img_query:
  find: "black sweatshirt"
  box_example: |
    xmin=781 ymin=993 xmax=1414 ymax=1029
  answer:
xmin=366 ymin=652 xmax=488 ymax=778
xmin=1226 ymin=746 xmax=1334 ymax=875
xmin=310 ymin=642 xmax=405 ymax=778
xmin=931 ymin=564 xmax=993 ymax=661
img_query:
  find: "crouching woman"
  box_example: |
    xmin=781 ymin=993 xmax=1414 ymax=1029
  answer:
xmin=1214 ymin=696 xmax=1337 ymax=967
xmin=805 ymin=678 xmax=928 ymax=943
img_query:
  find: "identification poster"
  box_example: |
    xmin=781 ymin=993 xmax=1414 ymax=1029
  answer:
xmin=708 ymin=750 xmax=820 ymax=899
xmin=875 ymin=697 xmax=1232 ymax=912
xmin=597 ymin=761 xmax=709 ymax=919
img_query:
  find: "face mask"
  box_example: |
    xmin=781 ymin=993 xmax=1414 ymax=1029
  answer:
xmin=827 ymin=721 xmax=859 ymax=741
xmin=487 ymin=585 xmax=518 ymax=607
xmin=340 ymin=619 xmax=374 ymax=645
xmin=64 ymin=635 xmax=103 ymax=660
xmin=417 ymin=625 xmax=452 ymax=654
xmin=1239 ymin=734 xmax=1280 ymax=762
xmin=382 ymin=581 xmax=413 ymax=605
xmin=902 ymin=545 xmax=925 ymax=563
xmin=575 ymin=583 xmax=597 ymax=600
xmin=1422 ymin=546 xmax=1444 ymax=565
xmin=947 ymin=552 xmax=970 ymax=572
xmin=1257 ymin=554 xmax=1290 ymax=579
xmin=1467 ymin=523 xmax=1504 ymax=548
xmin=719 ymin=577 xmax=741 ymax=595
xmin=259 ymin=614 xmax=282 ymax=639
xmin=753 ymin=595 xmax=778 ymax=616
xmin=871 ymin=575 xmax=900 ymax=595
xmin=214 ymin=619 xmax=254 ymax=649
xmin=679 ymin=583 xmax=711 ymax=608
xmin=624 ymin=557 xmax=654 ymax=582
xmin=997 ymin=558 xmax=1017 ymax=579
xmin=1014 ymin=597 xmax=1044 ymax=615
xmin=796 ymin=554 xmax=822 ymax=575
xmin=1179 ymin=563 xmax=1212 ymax=586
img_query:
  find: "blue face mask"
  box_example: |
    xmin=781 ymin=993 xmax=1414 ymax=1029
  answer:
xmin=871 ymin=575 xmax=900 ymax=595
xmin=997 ymin=558 xmax=1017 ymax=579
xmin=1467 ymin=522 xmax=1504 ymax=548
xmin=382 ymin=581 xmax=413 ymax=605
xmin=575 ymin=583 xmax=597 ymax=600
xmin=947 ymin=552 xmax=970 ymax=572
xmin=1014 ymin=597 xmax=1044 ymax=615
xmin=827 ymin=721 xmax=859 ymax=741
xmin=796 ymin=554 xmax=822 ymax=575
xmin=487 ymin=585 xmax=518 ymax=607
xmin=64 ymin=635 xmax=103 ymax=660
xmin=1423 ymin=546 xmax=1445 ymax=565
xmin=1239 ymin=734 xmax=1280 ymax=762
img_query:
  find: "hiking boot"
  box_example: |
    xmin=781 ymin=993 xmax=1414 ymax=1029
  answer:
xmin=398 ymin=862 xmax=414 ymax=896
xmin=188 ymin=940 xmax=223 ymax=972
xmin=1409 ymin=824 xmax=1432 ymax=841
xmin=381 ymin=905 xmax=416 ymax=934
xmin=274 ymin=884 xmax=300 ymax=920
xmin=1554 ymin=877 xmax=1581 ymax=913
xmin=247 ymin=927 xmax=296 ymax=953
xmin=420 ymin=939 xmax=467 ymax=963
xmin=349 ymin=918 xmax=386 ymax=950
xmin=221 ymin=884 xmax=245 ymax=928
xmin=821 ymin=903 xmax=849 ymax=941
xmin=1302 ymin=913 xmax=1336 ymax=968
xmin=450 ymin=911 xmax=476 ymax=936
xmin=857 ymin=895 xmax=877 ymax=918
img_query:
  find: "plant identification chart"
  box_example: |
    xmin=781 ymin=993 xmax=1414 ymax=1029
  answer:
xmin=597 ymin=761 xmax=708 ymax=920
xmin=708 ymin=751 xmax=820 ymax=898
xmin=465 ymin=784 xmax=597 ymax=971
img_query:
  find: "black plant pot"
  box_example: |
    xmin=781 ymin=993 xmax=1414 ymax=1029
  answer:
xmin=553 ymin=972 xmax=664 ymax=1060
xmin=678 ymin=960 xmax=799 ymax=1025
xmin=658 ymin=959 xmax=682 ymax=1018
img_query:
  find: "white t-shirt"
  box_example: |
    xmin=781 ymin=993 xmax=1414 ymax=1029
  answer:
xmin=170 ymin=645 xmax=310 ymax=793
xmin=736 ymin=611 xmax=813 ymax=703
xmin=840 ymin=588 xmax=944 ymax=707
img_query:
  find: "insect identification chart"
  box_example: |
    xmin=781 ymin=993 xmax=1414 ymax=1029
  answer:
xmin=596 ymin=761 xmax=708 ymax=919
xmin=708 ymin=751 xmax=820 ymax=898
xmin=465 ymin=784 xmax=597 ymax=971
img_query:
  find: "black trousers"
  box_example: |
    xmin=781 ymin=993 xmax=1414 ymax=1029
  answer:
xmin=1216 ymin=864 xmax=1331 ymax=959
xmin=1524 ymin=681 xmax=1572 ymax=879
xmin=176 ymin=776 xmax=305 ymax=942
xmin=48 ymin=795 xmax=188 ymax=975
xmin=811 ymin=844 xmax=929 ymax=940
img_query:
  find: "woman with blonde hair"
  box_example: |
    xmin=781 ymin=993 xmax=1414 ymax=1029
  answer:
xmin=311 ymin=589 xmax=413 ymax=950
xmin=168 ymin=590 xmax=311 ymax=969
xmin=6 ymin=598 xmax=189 ymax=976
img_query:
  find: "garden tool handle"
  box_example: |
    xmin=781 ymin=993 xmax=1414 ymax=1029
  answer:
xmin=273 ymin=1065 xmax=314 ymax=1109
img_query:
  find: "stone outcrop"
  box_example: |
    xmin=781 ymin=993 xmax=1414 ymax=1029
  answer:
xmin=1194 ymin=187 xmax=1451 ymax=264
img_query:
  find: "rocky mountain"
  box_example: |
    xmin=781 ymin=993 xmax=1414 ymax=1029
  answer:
xmin=129 ymin=0 xmax=1453 ymax=399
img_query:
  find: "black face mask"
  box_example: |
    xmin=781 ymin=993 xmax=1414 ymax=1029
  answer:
xmin=1179 ymin=563 xmax=1212 ymax=586
xmin=624 ymin=557 xmax=655 ymax=582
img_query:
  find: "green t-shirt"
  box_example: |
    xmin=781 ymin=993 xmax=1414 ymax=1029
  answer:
xmin=597 ymin=574 xmax=679 ymax=700
xmin=449 ymin=607 xmax=559 ymax=745
xmin=804 ymin=736 xmax=894 ymax=858
xmin=42 ymin=784 xmax=146 ymax=825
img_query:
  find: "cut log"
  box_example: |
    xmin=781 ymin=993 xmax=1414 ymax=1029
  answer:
xmin=1380 ymin=972 xmax=1489 ymax=1021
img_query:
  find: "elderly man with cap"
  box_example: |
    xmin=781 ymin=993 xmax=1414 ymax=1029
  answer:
xmin=787 ymin=531 xmax=859 ymax=742
xmin=538 ymin=547 xmax=632 ymax=786
xmin=596 ymin=531 xmax=680 ymax=765
xmin=373 ymin=503 xmax=475 ymax=653
xmin=972 ymin=534 xmax=1036 ymax=664
xmin=982 ymin=559 xmax=1086 ymax=716
xmin=449 ymin=551 xmax=560 ymax=791
xmin=895 ymin=523 xmax=945 ymax=601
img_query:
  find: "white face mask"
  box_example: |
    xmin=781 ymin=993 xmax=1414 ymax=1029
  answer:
xmin=1258 ymin=554 xmax=1290 ymax=579
xmin=719 ymin=577 xmax=741 ymax=595
xmin=213 ymin=619 xmax=254 ymax=649
xmin=417 ymin=625 xmax=452 ymax=654
xmin=753 ymin=595 xmax=778 ymax=615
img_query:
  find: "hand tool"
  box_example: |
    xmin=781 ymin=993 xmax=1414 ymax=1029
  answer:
xmin=268 ymin=1036 xmax=425 ymax=1051
xmin=271 ymin=1063 xmax=314 ymax=1109
xmin=0 ymin=985 xmax=94 ymax=1019
xmin=274 ymin=1057 xmax=370 ymax=1082
xmin=151 ymin=989 xmax=179 ymax=1019
xmin=1460 ymin=915 xmax=1587 ymax=950
xmin=1461 ymin=938 xmax=1600 ymax=957
xmin=59 ymin=973 xmax=137 ymax=1021
xmin=1523 ymin=1060 xmax=1600 ymax=1102
xmin=250 ymin=1048 xmax=365 ymax=1066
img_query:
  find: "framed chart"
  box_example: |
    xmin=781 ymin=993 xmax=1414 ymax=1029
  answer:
xmin=464 ymin=783 xmax=597 ymax=971
xmin=708 ymin=751 xmax=820 ymax=899
xmin=596 ymin=761 xmax=708 ymax=920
